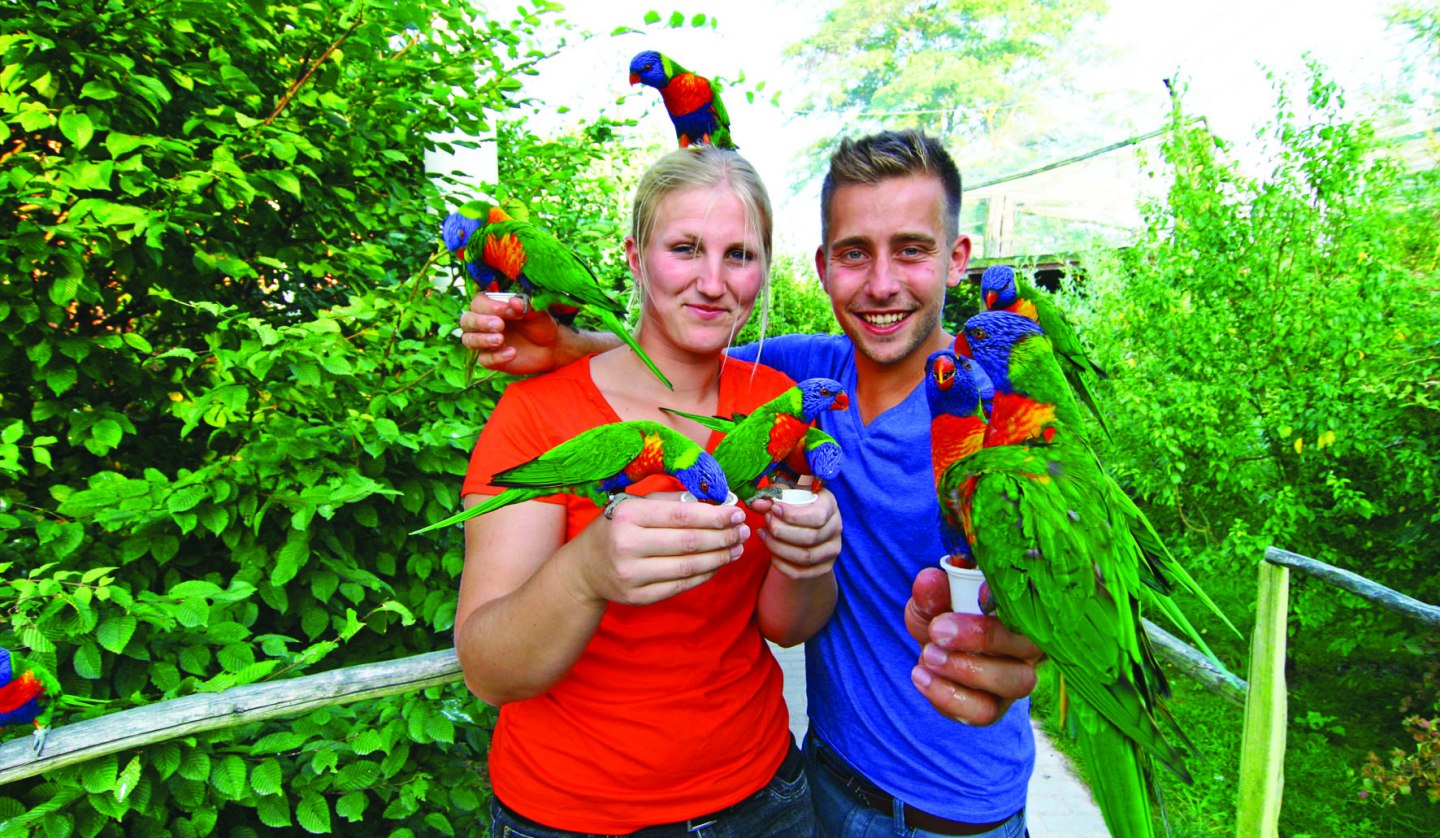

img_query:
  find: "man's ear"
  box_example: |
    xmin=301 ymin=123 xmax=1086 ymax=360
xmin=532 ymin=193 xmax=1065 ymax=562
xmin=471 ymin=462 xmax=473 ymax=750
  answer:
xmin=814 ymin=245 xmax=829 ymax=291
xmin=947 ymin=234 xmax=973 ymax=288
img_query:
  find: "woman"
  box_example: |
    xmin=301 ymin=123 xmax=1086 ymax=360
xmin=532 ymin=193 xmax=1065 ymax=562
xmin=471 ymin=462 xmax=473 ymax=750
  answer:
xmin=453 ymin=146 xmax=841 ymax=836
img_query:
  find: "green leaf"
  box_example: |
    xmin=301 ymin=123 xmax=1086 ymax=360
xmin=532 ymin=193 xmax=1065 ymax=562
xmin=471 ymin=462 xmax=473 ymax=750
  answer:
xmin=212 ymin=754 xmax=246 ymax=799
xmin=643 ymin=10 xmax=660 ymax=24
xmin=83 ymin=754 xmax=119 ymax=793
xmin=87 ymin=419 xmax=124 ymax=455
xmin=423 ymin=813 xmax=455 ymax=836
xmin=177 ymin=748 xmax=211 ymax=782
xmin=257 ymin=793 xmax=292 ymax=828
xmin=268 ymin=169 xmax=301 ymax=198
xmin=335 ymin=760 xmax=380 ymax=792
xmin=335 ymin=791 xmax=368 ymax=822
xmin=668 ymin=11 xmax=684 ymax=26
xmin=296 ymin=792 xmax=331 ymax=834
xmin=80 ymin=80 xmax=119 ymax=101
xmin=96 ymin=614 xmax=136 ymax=654
xmin=58 ymin=109 xmax=94 ymax=150
xmin=74 ymin=640 xmax=103 ymax=679
xmin=349 ymin=729 xmax=383 ymax=755
xmin=114 ymin=756 xmax=142 ymax=803
xmin=251 ymin=758 xmax=283 ymax=796
xmin=272 ymin=536 xmax=310 ymax=587
xmin=121 ymin=332 xmax=153 ymax=353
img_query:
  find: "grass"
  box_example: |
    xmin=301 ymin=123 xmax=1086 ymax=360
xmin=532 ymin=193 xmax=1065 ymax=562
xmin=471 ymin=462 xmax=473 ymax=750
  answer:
xmin=1029 ymin=576 xmax=1440 ymax=837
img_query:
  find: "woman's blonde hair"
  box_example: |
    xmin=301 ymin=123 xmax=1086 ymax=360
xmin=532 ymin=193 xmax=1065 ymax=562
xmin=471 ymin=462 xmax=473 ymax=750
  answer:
xmin=629 ymin=146 xmax=773 ymax=344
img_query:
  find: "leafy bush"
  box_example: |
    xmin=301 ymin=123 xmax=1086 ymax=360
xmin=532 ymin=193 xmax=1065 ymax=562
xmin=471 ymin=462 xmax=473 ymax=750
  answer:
xmin=0 ymin=0 xmax=599 ymax=833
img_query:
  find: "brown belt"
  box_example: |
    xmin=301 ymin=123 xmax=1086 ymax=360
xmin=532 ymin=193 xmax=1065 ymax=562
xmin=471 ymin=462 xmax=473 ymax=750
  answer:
xmin=812 ymin=737 xmax=1018 ymax=836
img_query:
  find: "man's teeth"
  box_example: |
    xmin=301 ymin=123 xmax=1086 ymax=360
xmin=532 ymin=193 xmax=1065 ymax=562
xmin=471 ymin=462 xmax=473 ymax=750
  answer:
xmin=862 ymin=312 xmax=905 ymax=327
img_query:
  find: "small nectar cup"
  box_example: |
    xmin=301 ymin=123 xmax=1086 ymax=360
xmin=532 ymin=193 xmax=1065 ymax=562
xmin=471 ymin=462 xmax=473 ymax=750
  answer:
xmin=775 ymin=489 xmax=817 ymax=505
xmin=680 ymin=491 xmax=740 ymax=506
xmin=484 ymin=292 xmax=526 ymax=311
xmin=938 ymin=556 xmax=986 ymax=616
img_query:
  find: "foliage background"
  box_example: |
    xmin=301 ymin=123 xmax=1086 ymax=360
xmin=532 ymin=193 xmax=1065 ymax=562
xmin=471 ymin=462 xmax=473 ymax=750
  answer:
xmin=2 ymin=0 xmax=1438 ymax=836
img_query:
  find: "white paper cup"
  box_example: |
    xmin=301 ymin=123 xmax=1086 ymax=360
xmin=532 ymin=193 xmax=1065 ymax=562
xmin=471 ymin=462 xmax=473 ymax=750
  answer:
xmin=939 ymin=556 xmax=986 ymax=615
xmin=775 ymin=489 xmax=817 ymax=505
xmin=680 ymin=490 xmax=739 ymax=506
xmin=484 ymin=292 xmax=527 ymax=311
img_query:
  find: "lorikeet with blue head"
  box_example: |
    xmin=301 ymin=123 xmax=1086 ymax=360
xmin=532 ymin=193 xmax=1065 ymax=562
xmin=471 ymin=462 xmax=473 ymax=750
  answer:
xmin=442 ymin=210 xmax=509 ymax=294
xmin=410 ymin=421 xmax=729 ymax=534
xmin=629 ymin=50 xmax=735 ymax=149
xmin=923 ymin=348 xmax=987 ymax=567
xmin=660 ymin=377 xmax=848 ymax=503
xmin=941 ymin=310 xmax=1237 ymax=838
xmin=454 ymin=200 xmax=673 ymax=390
xmin=0 ymin=648 xmax=105 ymax=755
xmin=980 ymin=264 xmax=1109 ymax=437
xmin=770 ymin=427 xmax=844 ymax=493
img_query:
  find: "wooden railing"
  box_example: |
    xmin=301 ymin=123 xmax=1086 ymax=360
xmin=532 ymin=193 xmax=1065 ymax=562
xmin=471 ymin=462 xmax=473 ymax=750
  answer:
xmin=1236 ymin=547 xmax=1440 ymax=838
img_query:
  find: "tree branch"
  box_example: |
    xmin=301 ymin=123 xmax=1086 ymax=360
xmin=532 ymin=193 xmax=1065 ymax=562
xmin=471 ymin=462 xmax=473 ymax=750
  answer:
xmin=263 ymin=17 xmax=365 ymax=127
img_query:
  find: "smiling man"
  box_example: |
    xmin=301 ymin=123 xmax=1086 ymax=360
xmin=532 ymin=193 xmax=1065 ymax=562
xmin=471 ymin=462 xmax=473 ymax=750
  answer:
xmin=458 ymin=131 xmax=1043 ymax=837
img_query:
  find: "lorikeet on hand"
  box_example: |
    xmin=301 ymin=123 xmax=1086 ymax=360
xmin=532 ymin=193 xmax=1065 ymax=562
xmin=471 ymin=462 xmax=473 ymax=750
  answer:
xmin=979 ymin=264 xmax=1109 ymax=437
xmin=0 ymin=648 xmax=105 ymax=755
xmin=660 ymin=377 xmax=848 ymax=503
xmin=770 ymin=427 xmax=844 ymax=493
xmin=923 ymin=348 xmax=988 ymax=567
xmin=410 ymin=421 xmax=729 ymax=534
xmin=454 ymin=201 xmax=673 ymax=390
xmin=941 ymin=311 xmax=1236 ymax=838
xmin=442 ymin=210 xmax=509 ymax=294
xmin=629 ymin=50 xmax=735 ymax=149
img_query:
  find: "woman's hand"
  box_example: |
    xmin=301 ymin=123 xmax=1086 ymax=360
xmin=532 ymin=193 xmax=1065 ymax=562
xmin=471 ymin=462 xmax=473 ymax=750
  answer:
xmin=564 ymin=496 xmax=752 ymax=607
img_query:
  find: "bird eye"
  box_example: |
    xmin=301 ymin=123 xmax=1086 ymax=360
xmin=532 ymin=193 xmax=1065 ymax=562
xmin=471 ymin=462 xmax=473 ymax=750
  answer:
xmin=699 ymin=480 xmax=710 ymax=492
xmin=970 ymin=327 xmax=988 ymax=341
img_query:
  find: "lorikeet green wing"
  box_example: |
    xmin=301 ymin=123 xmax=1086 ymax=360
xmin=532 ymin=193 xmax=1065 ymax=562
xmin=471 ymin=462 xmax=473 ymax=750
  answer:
xmin=410 ymin=421 xmax=728 ymax=534
xmin=629 ymin=50 xmax=736 ymax=149
xmin=980 ymin=264 xmax=1110 ymax=437
xmin=458 ymin=202 xmax=674 ymax=391
xmin=660 ymin=377 xmax=847 ymax=502
xmin=959 ymin=311 xmax=1238 ymax=646
xmin=0 ymin=648 xmax=106 ymax=755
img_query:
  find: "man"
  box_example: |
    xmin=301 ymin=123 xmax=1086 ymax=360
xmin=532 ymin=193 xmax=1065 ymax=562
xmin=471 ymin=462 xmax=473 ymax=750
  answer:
xmin=459 ymin=131 xmax=1041 ymax=836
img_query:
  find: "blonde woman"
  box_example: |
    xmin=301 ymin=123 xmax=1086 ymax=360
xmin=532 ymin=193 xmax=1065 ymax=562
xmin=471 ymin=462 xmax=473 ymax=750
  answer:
xmin=453 ymin=147 xmax=840 ymax=836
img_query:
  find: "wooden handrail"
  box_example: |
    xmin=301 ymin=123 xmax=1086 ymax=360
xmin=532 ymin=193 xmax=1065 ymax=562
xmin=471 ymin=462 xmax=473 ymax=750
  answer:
xmin=1264 ymin=547 xmax=1440 ymax=626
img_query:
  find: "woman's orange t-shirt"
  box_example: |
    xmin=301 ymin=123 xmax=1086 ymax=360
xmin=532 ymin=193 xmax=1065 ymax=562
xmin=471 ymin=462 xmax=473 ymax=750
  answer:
xmin=461 ymin=355 xmax=795 ymax=833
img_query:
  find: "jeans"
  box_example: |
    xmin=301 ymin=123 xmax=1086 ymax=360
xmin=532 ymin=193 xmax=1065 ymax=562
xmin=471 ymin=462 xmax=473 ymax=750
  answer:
xmin=489 ymin=737 xmax=813 ymax=838
xmin=803 ymin=732 xmax=1027 ymax=838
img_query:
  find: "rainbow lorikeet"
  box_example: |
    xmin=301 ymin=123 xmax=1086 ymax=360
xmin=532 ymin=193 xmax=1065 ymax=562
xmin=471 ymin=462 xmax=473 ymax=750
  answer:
xmin=769 ymin=427 xmax=844 ymax=493
xmin=442 ymin=210 xmax=510 ymax=295
xmin=410 ymin=421 xmax=729 ymax=534
xmin=660 ymin=377 xmax=848 ymax=502
xmin=454 ymin=201 xmax=673 ymax=390
xmin=923 ymin=348 xmax=987 ymax=567
xmin=0 ymin=648 xmax=105 ymax=755
xmin=942 ymin=311 xmax=1236 ymax=838
xmin=980 ymin=264 xmax=1109 ymax=437
xmin=629 ymin=50 xmax=735 ymax=149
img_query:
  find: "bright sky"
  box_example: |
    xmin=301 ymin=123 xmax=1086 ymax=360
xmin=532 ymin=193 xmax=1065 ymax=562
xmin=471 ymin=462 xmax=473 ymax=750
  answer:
xmin=472 ymin=0 xmax=1428 ymax=258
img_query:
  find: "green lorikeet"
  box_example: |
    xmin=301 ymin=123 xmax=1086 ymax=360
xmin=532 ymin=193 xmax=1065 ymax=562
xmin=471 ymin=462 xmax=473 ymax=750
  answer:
xmin=660 ymin=377 xmax=848 ymax=502
xmin=629 ymin=50 xmax=736 ymax=149
xmin=0 ymin=648 xmax=105 ymax=755
xmin=942 ymin=311 xmax=1236 ymax=838
xmin=410 ymin=421 xmax=729 ymax=534
xmin=455 ymin=201 xmax=674 ymax=391
xmin=980 ymin=264 xmax=1110 ymax=437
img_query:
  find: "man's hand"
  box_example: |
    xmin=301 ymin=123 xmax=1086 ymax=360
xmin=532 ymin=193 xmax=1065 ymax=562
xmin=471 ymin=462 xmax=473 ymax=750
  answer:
xmin=904 ymin=566 xmax=1042 ymax=726
xmin=458 ymin=293 xmax=565 ymax=375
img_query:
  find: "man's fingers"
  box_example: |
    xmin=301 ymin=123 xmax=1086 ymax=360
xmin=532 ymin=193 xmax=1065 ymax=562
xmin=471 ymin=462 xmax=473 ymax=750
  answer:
xmin=910 ymin=664 xmax=1010 ymax=727
xmin=929 ymin=612 xmax=1044 ymax=662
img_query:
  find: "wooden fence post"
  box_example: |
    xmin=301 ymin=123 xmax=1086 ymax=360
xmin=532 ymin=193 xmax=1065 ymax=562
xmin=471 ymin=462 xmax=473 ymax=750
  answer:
xmin=1236 ymin=560 xmax=1290 ymax=838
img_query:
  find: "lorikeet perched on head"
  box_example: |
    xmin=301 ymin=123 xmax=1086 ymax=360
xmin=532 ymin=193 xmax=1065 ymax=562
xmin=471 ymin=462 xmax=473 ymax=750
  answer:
xmin=629 ymin=50 xmax=735 ymax=149
xmin=979 ymin=264 xmax=1109 ymax=437
xmin=660 ymin=377 xmax=848 ymax=503
xmin=923 ymin=348 xmax=987 ymax=567
xmin=454 ymin=201 xmax=673 ymax=390
xmin=0 ymin=648 xmax=105 ymax=755
xmin=410 ymin=421 xmax=729 ymax=534
xmin=940 ymin=310 xmax=1237 ymax=838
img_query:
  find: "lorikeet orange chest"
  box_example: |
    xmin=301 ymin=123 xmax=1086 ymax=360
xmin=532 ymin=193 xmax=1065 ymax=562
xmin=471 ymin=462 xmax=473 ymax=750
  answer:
xmin=621 ymin=430 xmax=669 ymax=485
xmin=765 ymin=414 xmax=811 ymax=462
xmin=0 ymin=670 xmax=44 ymax=726
xmin=659 ymin=73 xmax=715 ymax=119
xmin=983 ymin=391 xmax=1057 ymax=447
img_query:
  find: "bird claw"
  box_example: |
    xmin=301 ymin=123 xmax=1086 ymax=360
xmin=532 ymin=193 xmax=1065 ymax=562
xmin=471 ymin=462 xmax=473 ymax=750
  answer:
xmin=603 ymin=493 xmax=634 ymax=520
xmin=31 ymin=726 xmax=47 ymax=757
